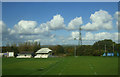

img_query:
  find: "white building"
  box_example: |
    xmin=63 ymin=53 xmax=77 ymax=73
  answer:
xmin=34 ymin=48 xmax=52 ymax=58
xmin=1 ymin=52 xmax=14 ymax=57
xmin=16 ymin=52 xmax=32 ymax=58
xmin=8 ymin=52 xmax=14 ymax=57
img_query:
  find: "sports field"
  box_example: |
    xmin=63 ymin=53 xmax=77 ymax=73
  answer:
xmin=2 ymin=56 xmax=118 ymax=75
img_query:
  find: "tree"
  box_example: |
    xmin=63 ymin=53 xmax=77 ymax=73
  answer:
xmin=56 ymin=45 xmax=64 ymax=54
xmin=33 ymin=42 xmax=41 ymax=52
xmin=93 ymin=39 xmax=116 ymax=53
xmin=11 ymin=43 xmax=19 ymax=57
xmin=76 ymin=45 xmax=94 ymax=56
xmin=50 ymin=45 xmax=64 ymax=55
xmin=64 ymin=46 xmax=74 ymax=56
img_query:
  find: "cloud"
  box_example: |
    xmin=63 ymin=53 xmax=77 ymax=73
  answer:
xmin=114 ymin=11 xmax=120 ymax=29
xmin=114 ymin=11 xmax=120 ymax=20
xmin=0 ymin=21 xmax=9 ymax=34
xmin=34 ymin=14 xmax=65 ymax=35
xmin=83 ymin=32 xmax=94 ymax=40
xmin=4 ymin=14 xmax=66 ymax=45
xmin=94 ymin=32 xmax=113 ymax=40
xmin=50 ymin=34 xmax=56 ymax=38
xmin=13 ymin=20 xmax=37 ymax=35
xmin=34 ymin=23 xmax=50 ymax=34
xmin=81 ymin=10 xmax=113 ymax=31
xmin=0 ymin=21 xmax=25 ymax=45
xmin=0 ymin=21 xmax=12 ymax=37
xmin=34 ymin=39 xmax=41 ymax=42
xmin=11 ymin=20 xmax=50 ymax=35
xmin=1 ymin=12 xmax=119 ymax=45
xmin=67 ymin=17 xmax=83 ymax=30
xmin=48 ymin=14 xmax=66 ymax=30
xmin=11 ymin=14 xmax=65 ymax=35
xmin=84 ymin=32 xmax=119 ymax=42
xmin=70 ymin=31 xmax=119 ymax=42
xmin=71 ymin=31 xmax=79 ymax=40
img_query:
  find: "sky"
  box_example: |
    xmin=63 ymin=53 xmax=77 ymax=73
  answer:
xmin=1 ymin=2 xmax=120 ymax=46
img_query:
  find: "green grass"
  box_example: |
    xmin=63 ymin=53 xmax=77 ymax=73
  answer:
xmin=2 ymin=56 xmax=118 ymax=75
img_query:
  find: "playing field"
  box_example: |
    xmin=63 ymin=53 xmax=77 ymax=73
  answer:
xmin=2 ymin=56 xmax=118 ymax=75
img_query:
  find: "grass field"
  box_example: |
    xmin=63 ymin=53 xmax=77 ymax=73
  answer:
xmin=2 ymin=56 xmax=118 ymax=75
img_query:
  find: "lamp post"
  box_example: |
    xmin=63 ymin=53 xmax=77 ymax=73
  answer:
xmin=74 ymin=38 xmax=77 ymax=57
xmin=113 ymin=43 xmax=114 ymax=53
xmin=105 ymin=44 xmax=107 ymax=56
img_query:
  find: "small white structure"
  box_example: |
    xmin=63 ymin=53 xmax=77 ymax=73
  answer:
xmin=1 ymin=52 xmax=14 ymax=57
xmin=8 ymin=52 xmax=14 ymax=57
xmin=16 ymin=52 xmax=32 ymax=58
xmin=16 ymin=54 xmax=32 ymax=58
xmin=34 ymin=48 xmax=52 ymax=58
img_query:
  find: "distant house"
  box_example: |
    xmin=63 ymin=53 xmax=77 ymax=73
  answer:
xmin=16 ymin=51 xmax=33 ymax=58
xmin=34 ymin=48 xmax=52 ymax=58
xmin=8 ymin=52 xmax=14 ymax=57
xmin=1 ymin=52 xmax=14 ymax=57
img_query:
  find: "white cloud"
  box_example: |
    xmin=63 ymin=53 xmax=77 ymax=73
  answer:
xmin=48 ymin=14 xmax=66 ymax=30
xmin=33 ymin=14 xmax=65 ymax=35
xmin=11 ymin=14 xmax=65 ymax=35
xmin=116 ymin=21 xmax=118 ymax=27
xmin=50 ymin=34 xmax=56 ymax=38
xmin=50 ymin=38 xmax=56 ymax=42
xmin=70 ymin=31 xmax=119 ymax=43
xmin=81 ymin=10 xmax=113 ymax=31
xmin=0 ymin=21 xmax=9 ymax=34
xmin=34 ymin=23 xmax=50 ymax=34
xmin=84 ymin=32 xmax=118 ymax=42
xmin=67 ymin=17 xmax=83 ymax=30
xmin=2 ymin=12 xmax=119 ymax=45
xmin=11 ymin=20 xmax=50 ymax=35
xmin=71 ymin=31 xmax=79 ymax=40
xmin=114 ymin=11 xmax=120 ymax=20
xmin=83 ymin=32 xmax=94 ymax=40
xmin=27 ymin=40 xmax=33 ymax=42
xmin=1 ymin=21 xmax=25 ymax=45
xmin=114 ymin=11 xmax=120 ymax=29
xmin=112 ymin=32 xmax=119 ymax=41
xmin=13 ymin=20 xmax=37 ymax=35
xmin=34 ymin=39 xmax=41 ymax=42
xmin=94 ymin=32 xmax=112 ymax=40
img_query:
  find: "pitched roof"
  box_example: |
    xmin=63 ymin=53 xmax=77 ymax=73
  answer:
xmin=36 ymin=48 xmax=52 ymax=53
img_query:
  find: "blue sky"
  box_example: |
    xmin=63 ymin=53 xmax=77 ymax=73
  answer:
xmin=3 ymin=2 xmax=117 ymax=27
xmin=2 ymin=2 xmax=119 ymax=45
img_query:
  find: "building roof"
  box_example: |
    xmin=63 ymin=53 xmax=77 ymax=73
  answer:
xmin=36 ymin=48 xmax=52 ymax=54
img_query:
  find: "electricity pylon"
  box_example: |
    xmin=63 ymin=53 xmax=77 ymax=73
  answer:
xmin=78 ymin=26 xmax=82 ymax=46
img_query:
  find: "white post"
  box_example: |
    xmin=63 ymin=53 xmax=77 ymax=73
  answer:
xmin=74 ymin=38 xmax=76 ymax=57
xmin=74 ymin=45 xmax=76 ymax=57
xmin=104 ymin=44 xmax=107 ymax=56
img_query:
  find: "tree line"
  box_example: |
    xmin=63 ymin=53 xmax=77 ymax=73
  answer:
xmin=2 ymin=39 xmax=120 ymax=56
xmin=49 ymin=39 xmax=120 ymax=56
xmin=2 ymin=42 xmax=41 ymax=56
